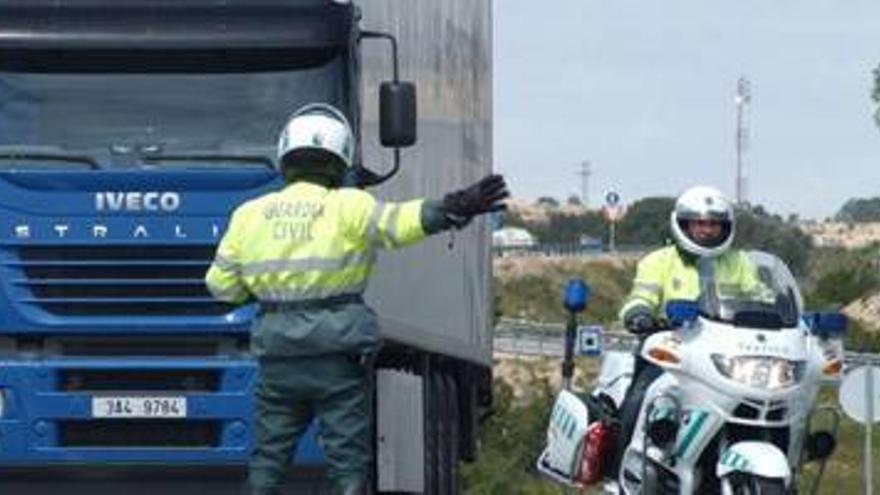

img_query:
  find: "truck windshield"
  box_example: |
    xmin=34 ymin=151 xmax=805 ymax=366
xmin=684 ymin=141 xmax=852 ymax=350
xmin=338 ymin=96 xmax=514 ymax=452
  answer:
xmin=0 ymin=57 xmax=348 ymax=169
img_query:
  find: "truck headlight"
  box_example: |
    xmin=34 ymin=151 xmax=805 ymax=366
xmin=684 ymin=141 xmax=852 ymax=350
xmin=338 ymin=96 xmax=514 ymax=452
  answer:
xmin=711 ymin=355 xmax=804 ymax=390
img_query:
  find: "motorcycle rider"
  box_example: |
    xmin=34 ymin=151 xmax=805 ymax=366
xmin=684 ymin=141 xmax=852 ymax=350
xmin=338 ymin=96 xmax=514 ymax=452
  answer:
xmin=611 ymin=185 xmax=761 ymax=476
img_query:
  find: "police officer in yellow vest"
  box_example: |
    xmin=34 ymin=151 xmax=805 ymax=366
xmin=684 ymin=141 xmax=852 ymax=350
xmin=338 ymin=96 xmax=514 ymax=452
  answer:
xmin=204 ymin=103 xmax=508 ymax=495
xmin=611 ymin=185 xmax=760 ymax=476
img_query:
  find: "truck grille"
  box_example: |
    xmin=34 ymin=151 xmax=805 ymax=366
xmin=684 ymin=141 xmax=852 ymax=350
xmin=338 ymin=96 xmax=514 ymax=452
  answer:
xmin=10 ymin=245 xmax=234 ymax=317
xmin=60 ymin=369 xmax=221 ymax=392
xmin=59 ymin=420 xmax=221 ymax=448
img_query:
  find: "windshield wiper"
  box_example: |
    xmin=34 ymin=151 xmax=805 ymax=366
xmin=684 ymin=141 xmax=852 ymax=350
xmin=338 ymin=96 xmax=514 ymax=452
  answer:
xmin=0 ymin=145 xmax=99 ymax=169
xmin=141 ymin=152 xmax=273 ymax=170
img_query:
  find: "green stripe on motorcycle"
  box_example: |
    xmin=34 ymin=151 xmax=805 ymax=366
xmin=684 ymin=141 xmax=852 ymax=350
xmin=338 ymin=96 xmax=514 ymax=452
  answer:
xmin=720 ymin=448 xmax=751 ymax=471
xmin=674 ymin=411 xmax=708 ymax=458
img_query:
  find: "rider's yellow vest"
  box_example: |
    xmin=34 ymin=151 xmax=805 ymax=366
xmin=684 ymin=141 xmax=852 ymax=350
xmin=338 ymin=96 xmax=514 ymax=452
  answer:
xmin=619 ymin=246 xmax=760 ymax=320
xmin=205 ymin=182 xmax=427 ymax=304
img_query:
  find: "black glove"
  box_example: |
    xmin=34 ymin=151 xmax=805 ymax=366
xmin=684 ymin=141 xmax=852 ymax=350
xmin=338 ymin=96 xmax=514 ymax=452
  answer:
xmin=442 ymin=174 xmax=509 ymax=228
xmin=624 ymin=308 xmax=655 ymax=335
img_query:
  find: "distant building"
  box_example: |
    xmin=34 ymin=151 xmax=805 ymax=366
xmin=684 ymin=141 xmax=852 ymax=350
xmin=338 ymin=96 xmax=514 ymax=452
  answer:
xmin=492 ymin=227 xmax=536 ymax=249
xmin=579 ymin=234 xmax=603 ymax=250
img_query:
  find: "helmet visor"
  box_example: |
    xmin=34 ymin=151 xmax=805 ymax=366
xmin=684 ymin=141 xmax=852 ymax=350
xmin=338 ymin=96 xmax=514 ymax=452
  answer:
xmin=678 ymin=218 xmax=732 ymax=248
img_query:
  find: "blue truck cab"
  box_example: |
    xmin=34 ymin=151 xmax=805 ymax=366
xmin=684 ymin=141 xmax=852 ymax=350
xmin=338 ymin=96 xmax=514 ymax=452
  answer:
xmin=0 ymin=0 xmax=357 ymax=469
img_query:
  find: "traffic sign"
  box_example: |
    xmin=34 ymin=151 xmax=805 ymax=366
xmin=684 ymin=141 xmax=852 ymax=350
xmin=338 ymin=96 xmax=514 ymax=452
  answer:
xmin=602 ymin=204 xmax=627 ymax=222
xmin=605 ymin=190 xmax=620 ymax=207
xmin=840 ymin=366 xmax=880 ymax=424
xmin=577 ymin=325 xmax=603 ymax=357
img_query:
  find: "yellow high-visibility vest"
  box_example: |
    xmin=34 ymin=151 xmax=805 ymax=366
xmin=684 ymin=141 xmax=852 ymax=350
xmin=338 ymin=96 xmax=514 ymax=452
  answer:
xmin=205 ymin=182 xmax=427 ymax=304
xmin=619 ymin=246 xmax=761 ymax=320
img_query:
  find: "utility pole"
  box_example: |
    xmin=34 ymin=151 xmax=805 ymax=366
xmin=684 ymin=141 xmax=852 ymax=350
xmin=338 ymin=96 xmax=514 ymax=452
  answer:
xmin=577 ymin=161 xmax=592 ymax=208
xmin=735 ymin=77 xmax=751 ymax=205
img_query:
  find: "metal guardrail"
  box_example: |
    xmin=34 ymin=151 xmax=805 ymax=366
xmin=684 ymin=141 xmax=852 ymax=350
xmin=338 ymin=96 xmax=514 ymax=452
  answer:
xmin=493 ymin=318 xmax=879 ymax=366
xmin=494 ymin=318 xmax=635 ymax=356
xmin=492 ymin=243 xmax=652 ymax=259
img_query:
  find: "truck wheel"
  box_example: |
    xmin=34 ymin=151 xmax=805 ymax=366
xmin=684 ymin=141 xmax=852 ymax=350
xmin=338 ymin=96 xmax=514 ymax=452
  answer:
xmin=443 ymin=372 xmax=460 ymax=495
xmin=433 ymin=372 xmax=450 ymax=495
xmin=424 ymin=371 xmax=438 ymax=494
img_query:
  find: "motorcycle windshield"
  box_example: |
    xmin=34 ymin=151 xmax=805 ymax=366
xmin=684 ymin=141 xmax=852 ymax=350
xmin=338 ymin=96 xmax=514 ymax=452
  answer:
xmin=697 ymin=250 xmax=803 ymax=329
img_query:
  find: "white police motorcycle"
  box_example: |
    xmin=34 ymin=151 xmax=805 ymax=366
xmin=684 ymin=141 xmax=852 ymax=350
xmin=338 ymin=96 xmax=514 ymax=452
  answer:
xmin=537 ymin=251 xmax=846 ymax=494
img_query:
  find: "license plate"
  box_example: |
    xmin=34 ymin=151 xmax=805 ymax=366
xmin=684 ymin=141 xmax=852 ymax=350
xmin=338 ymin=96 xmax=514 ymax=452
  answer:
xmin=92 ymin=396 xmax=187 ymax=418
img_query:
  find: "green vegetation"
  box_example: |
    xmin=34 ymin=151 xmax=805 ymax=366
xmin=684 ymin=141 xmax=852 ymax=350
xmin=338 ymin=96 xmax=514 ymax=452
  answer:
xmin=460 ymin=368 xmax=561 ymax=494
xmin=800 ymin=388 xmax=880 ymax=494
xmin=805 ymin=245 xmax=880 ymax=352
xmin=734 ymin=204 xmax=813 ymax=275
xmin=495 ymin=258 xmax=633 ymax=324
xmin=615 ymin=197 xmax=675 ymax=246
xmin=835 ymin=197 xmax=880 ymax=222
xmin=804 ymin=246 xmax=880 ymax=307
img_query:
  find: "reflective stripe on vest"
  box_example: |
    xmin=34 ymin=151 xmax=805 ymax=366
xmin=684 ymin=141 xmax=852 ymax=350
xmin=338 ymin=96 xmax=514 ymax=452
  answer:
xmin=205 ymin=183 xmax=427 ymax=304
xmin=239 ymin=251 xmax=373 ymax=277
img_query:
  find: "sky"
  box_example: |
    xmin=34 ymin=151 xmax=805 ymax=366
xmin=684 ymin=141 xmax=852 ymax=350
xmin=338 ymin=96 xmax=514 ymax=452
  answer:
xmin=493 ymin=0 xmax=880 ymax=220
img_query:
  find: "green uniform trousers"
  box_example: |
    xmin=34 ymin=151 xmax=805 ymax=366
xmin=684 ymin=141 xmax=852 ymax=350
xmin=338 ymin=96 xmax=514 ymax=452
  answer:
xmin=248 ymin=354 xmax=372 ymax=493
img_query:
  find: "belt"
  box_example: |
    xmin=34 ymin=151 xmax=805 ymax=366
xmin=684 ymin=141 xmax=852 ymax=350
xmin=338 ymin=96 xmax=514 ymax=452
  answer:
xmin=259 ymin=293 xmax=364 ymax=313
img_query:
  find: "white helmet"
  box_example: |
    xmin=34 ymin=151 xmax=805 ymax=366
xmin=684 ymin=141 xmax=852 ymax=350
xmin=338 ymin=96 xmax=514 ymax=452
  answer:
xmin=276 ymin=103 xmax=354 ymax=173
xmin=670 ymin=185 xmax=735 ymax=257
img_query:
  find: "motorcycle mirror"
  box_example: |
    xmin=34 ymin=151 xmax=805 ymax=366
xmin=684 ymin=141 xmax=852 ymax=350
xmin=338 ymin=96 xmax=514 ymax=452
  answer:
xmin=665 ymin=300 xmax=699 ymax=326
xmin=805 ymin=312 xmax=848 ymax=339
xmin=563 ymin=278 xmax=590 ymax=314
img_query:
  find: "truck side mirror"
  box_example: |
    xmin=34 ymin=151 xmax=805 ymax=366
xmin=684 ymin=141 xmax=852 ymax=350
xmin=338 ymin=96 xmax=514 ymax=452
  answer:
xmin=379 ymin=81 xmax=417 ymax=148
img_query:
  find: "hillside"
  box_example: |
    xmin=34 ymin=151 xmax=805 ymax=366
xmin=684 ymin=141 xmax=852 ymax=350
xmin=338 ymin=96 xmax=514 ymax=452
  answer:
xmin=502 ymin=196 xmax=813 ymax=275
xmin=835 ymin=196 xmax=880 ymax=222
xmin=843 ymin=292 xmax=880 ymax=331
xmin=495 ymin=249 xmax=880 ymax=346
xmin=800 ymin=221 xmax=880 ymax=249
xmin=494 ymin=255 xmax=634 ymax=324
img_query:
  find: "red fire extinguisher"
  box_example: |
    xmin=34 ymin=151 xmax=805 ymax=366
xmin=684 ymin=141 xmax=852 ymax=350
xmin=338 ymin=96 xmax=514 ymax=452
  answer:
xmin=575 ymin=420 xmax=616 ymax=485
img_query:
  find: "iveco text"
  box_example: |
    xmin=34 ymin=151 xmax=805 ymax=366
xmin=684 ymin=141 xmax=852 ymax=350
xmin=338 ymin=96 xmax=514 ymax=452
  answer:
xmin=95 ymin=191 xmax=181 ymax=212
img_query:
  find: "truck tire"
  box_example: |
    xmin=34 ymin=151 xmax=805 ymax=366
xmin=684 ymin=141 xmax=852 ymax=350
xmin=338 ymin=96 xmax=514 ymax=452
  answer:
xmin=433 ymin=372 xmax=449 ymax=495
xmin=443 ymin=373 xmax=460 ymax=495
xmin=424 ymin=370 xmax=437 ymax=495
xmin=424 ymin=369 xmax=464 ymax=495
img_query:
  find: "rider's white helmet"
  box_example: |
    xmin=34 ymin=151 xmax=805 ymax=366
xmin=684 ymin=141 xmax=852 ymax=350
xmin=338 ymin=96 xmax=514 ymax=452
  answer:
xmin=276 ymin=103 xmax=354 ymax=173
xmin=670 ymin=185 xmax=735 ymax=257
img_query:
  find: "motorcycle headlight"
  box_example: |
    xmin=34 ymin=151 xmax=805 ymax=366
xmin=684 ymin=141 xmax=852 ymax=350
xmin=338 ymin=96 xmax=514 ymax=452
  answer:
xmin=711 ymin=355 xmax=804 ymax=390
